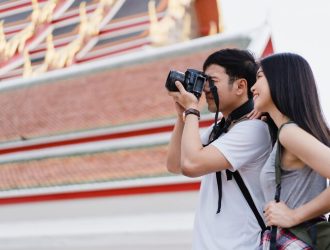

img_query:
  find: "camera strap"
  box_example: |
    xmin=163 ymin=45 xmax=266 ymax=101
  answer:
xmin=208 ymin=79 xmax=220 ymax=127
xmin=207 ymin=98 xmax=254 ymax=145
xmin=209 ymin=99 xmax=253 ymax=210
xmin=203 ymin=98 xmax=266 ymax=231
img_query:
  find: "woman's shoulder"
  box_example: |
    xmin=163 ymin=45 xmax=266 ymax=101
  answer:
xmin=278 ymin=122 xmax=304 ymax=143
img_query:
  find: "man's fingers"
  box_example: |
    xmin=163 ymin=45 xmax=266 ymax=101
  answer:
xmin=175 ymin=81 xmax=185 ymax=93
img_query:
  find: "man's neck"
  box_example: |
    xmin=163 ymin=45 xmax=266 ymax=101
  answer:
xmin=222 ymin=98 xmax=249 ymax=120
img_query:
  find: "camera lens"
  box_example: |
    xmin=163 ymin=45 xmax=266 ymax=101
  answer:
xmin=165 ymin=70 xmax=186 ymax=92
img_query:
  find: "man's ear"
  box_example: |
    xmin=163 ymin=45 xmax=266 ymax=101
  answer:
xmin=235 ymin=79 xmax=248 ymax=96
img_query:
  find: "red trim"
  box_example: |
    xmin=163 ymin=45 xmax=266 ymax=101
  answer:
xmin=30 ymin=15 xmax=162 ymax=55
xmin=0 ymin=181 xmax=200 ymax=205
xmin=30 ymin=40 xmax=70 ymax=54
xmin=0 ymin=119 xmax=213 ymax=155
xmin=29 ymin=26 xmax=149 ymax=56
xmin=3 ymin=0 xmax=70 ymax=36
xmin=76 ymin=42 xmax=150 ymax=63
xmin=100 ymin=20 xmax=150 ymax=34
xmin=4 ymin=27 xmax=23 ymax=36
xmin=52 ymin=8 xmax=95 ymax=24
xmin=0 ymin=0 xmax=48 ymax=15
xmin=261 ymin=37 xmax=274 ymax=58
xmin=0 ymin=2 xmax=31 ymax=13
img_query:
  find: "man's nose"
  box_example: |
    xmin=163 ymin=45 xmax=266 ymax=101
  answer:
xmin=203 ymin=81 xmax=210 ymax=92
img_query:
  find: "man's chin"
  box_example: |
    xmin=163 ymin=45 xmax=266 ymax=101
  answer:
xmin=207 ymin=106 xmax=217 ymax=113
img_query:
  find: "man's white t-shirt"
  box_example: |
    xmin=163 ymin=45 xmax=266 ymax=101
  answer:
xmin=192 ymin=119 xmax=272 ymax=250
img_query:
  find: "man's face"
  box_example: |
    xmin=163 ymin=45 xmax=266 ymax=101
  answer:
xmin=203 ymin=64 xmax=237 ymax=114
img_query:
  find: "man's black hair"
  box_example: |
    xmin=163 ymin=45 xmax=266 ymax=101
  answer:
xmin=203 ymin=48 xmax=257 ymax=99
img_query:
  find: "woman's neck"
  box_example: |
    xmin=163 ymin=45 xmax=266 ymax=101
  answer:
xmin=268 ymin=106 xmax=290 ymax=128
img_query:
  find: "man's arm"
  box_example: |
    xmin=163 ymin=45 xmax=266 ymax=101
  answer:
xmin=166 ymin=108 xmax=231 ymax=176
xmin=180 ymin=114 xmax=231 ymax=177
xmin=169 ymin=82 xmax=232 ymax=177
xmin=166 ymin=116 xmax=184 ymax=174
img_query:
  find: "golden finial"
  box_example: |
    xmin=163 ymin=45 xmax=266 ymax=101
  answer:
xmin=217 ymin=0 xmax=224 ymax=33
xmin=23 ymin=49 xmax=33 ymax=77
xmin=18 ymin=23 xmax=34 ymax=52
xmin=31 ymin=0 xmax=40 ymax=24
xmin=44 ymin=32 xmax=55 ymax=66
xmin=39 ymin=0 xmax=56 ymax=24
xmin=0 ymin=21 xmax=6 ymax=55
xmin=149 ymin=0 xmax=193 ymax=46
xmin=209 ymin=21 xmax=218 ymax=35
xmin=182 ymin=11 xmax=191 ymax=40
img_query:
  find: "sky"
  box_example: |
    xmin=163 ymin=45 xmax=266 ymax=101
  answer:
xmin=221 ymin=0 xmax=330 ymax=122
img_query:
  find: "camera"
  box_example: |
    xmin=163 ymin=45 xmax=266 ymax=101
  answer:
xmin=165 ymin=69 xmax=207 ymax=99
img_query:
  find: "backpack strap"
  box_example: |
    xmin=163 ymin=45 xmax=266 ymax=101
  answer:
xmin=270 ymin=121 xmax=295 ymax=249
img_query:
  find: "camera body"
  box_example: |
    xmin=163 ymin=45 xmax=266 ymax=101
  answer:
xmin=165 ymin=69 xmax=207 ymax=99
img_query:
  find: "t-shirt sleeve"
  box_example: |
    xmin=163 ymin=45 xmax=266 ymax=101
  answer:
xmin=210 ymin=120 xmax=271 ymax=171
xmin=200 ymin=125 xmax=214 ymax=145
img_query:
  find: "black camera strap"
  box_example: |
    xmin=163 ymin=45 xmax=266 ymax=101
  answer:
xmin=207 ymin=98 xmax=253 ymax=144
xmin=208 ymin=79 xmax=220 ymax=127
xmin=204 ymin=98 xmax=266 ymax=231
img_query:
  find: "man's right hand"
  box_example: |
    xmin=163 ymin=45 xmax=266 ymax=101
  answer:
xmin=174 ymin=101 xmax=185 ymax=118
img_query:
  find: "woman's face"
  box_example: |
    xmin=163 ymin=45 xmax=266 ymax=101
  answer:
xmin=251 ymin=68 xmax=272 ymax=112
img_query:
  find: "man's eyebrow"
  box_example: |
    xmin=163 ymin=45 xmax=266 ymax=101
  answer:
xmin=207 ymin=75 xmax=218 ymax=80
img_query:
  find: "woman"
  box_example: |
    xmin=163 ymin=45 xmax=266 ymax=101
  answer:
xmin=251 ymin=52 xmax=330 ymax=248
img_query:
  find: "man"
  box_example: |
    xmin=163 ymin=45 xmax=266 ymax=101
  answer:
xmin=167 ymin=49 xmax=272 ymax=249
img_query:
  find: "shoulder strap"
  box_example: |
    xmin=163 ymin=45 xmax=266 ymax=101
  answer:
xmin=232 ymin=171 xmax=267 ymax=231
xmin=274 ymin=121 xmax=295 ymax=199
xmin=270 ymin=120 xmax=295 ymax=249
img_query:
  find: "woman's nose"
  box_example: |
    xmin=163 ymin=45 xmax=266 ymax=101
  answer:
xmin=250 ymin=84 xmax=255 ymax=93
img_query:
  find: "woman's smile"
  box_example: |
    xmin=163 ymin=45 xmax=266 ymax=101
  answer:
xmin=253 ymin=93 xmax=259 ymax=102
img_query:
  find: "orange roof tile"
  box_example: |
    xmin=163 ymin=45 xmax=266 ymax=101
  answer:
xmin=0 ymin=44 xmax=241 ymax=143
xmin=0 ymin=144 xmax=169 ymax=191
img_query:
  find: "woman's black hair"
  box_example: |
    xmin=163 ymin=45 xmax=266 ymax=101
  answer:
xmin=261 ymin=53 xmax=330 ymax=146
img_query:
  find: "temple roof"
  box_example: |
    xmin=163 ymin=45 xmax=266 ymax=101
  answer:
xmin=0 ymin=0 xmax=272 ymax=196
